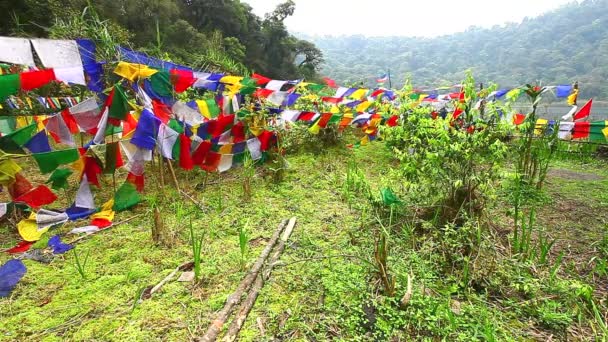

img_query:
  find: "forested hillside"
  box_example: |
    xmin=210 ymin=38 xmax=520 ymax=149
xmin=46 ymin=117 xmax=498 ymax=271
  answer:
xmin=0 ymin=0 xmax=323 ymax=80
xmin=305 ymin=0 xmax=608 ymax=99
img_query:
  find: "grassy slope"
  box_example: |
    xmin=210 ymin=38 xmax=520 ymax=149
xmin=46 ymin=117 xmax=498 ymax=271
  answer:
xmin=1 ymin=144 xmax=607 ymax=341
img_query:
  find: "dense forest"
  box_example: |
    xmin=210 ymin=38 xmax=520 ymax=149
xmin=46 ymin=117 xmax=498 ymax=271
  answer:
xmin=0 ymin=0 xmax=324 ymax=80
xmin=305 ymin=0 xmax=608 ymax=100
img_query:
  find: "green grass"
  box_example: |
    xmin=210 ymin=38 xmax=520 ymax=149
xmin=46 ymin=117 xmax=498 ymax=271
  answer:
xmin=1 ymin=144 xmax=607 ymax=340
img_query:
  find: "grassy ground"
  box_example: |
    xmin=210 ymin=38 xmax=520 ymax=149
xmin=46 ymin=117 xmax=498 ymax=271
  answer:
xmin=1 ymin=142 xmax=607 ymax=341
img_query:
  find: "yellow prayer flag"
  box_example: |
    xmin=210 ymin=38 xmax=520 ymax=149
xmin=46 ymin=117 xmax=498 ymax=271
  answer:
xmin=18 ymin=213 xmax=49 ymax=242
xmin=114 ymin=62 xmax=158 ymax=81
xmin=361 ymin=135 xmax=370 ymax=146
xmin=0 ymin=159 xmax=21 ymax=185
xmin=91 ymin=199 xmax=115 ymax=222
xmin=218 ymin=144 xmax=233 ymax=154
xmin=219 ymin=75 xmax=243 ymax=85
xmin=308 ymin=120 xmax=321 ymax=135
xmin=350 ymin=89 xmax=368 ymax=100
xmin=196 ymin=100 xmax=212 ymax=119
xmin=535 ymin=118 xmax=548 ymax=135
xmin=356 ymin=101 xmax=372 ymax=113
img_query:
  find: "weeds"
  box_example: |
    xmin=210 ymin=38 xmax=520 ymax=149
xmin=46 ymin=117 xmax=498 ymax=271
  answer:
xmin=238 ymin=222 xmax=249 ymax=270
xmin=72 ymin=248 xmax=91 ymax=280
xmin=189 ymin=218 xmax=205 ymax=281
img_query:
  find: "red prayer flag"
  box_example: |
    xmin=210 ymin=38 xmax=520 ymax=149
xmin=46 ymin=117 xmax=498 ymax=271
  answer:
xmin=253 ymin=88 xmax=274 ymax=98
xmin=14 ymin=185 xmax=57 ymax=209
xmin=84 ymin=156 xmax=103 ymax=187
xmin=252 ymin=73 xmax=271 ymax=86
xmin=386 ymin=115 xmax=399 ymax=127
xmin=178 ymin=134 xmax=194 ymax=170
xmin=572 ymin=121 xmax=591 ymax=139
xmin=91 ymin=218 xmax=112 ymax=229
xmin=6 ymin=241 xmax=34 ymax=254
xmin=453 ymin=108 xmax=463 ymax=120
xmin=170 ymin=69 xmax=196 ymax=93
xmin=20 ymin=69 xmax=56 ymax=91
xmin=323 ymin=77 xmax=337 ymax=88
xmin=231 ymin=121 xmax=245 ymax=143
xmin=317 ymin=113 xmax=334 ymax=128
xmin=202 ymin=151 xmax=221 ymax=172
xmin=8 ymin=173 xmax=33 ymax=199
xmin=513 ymin=113 xmax=526 ymax=125
xmin=258 ymin=130 xmax=274 ymax=151
xmin=297 ymin=112 xmax=316 ymax=121
xmin=152 ymin=100 xmax=171 ymax=124
xmin=61 ymin=109 xmax=80 ymax=134
xmin=126 ymin=172 xmax=145 ymax=192
xmin=573 ymin=99 xmax=593 ymax=121
xmin=371 ymin=89 xmax=385 ymax=98
xmin=321 ymin=97 xmax=342 ymax=104
xmin=192 ymin=141 xmax=212 ymax=166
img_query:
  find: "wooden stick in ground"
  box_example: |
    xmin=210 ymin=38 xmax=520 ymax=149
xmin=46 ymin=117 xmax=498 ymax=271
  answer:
xmin=200 ymin=219 xmax=289 ymax=342
xmin=165 ymin=158 xmax=181 ymax=192
xmin=222 ymin=217 xmax=297 ymax=342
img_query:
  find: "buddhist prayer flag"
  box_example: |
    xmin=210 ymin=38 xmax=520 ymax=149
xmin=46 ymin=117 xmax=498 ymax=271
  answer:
xmin=32 ymin=148 xmax=80 ymax=174
xmin=113 ymin=182 xmax=141 ymax=211
xmin=573 ymin=99 xmax=592 ymax=121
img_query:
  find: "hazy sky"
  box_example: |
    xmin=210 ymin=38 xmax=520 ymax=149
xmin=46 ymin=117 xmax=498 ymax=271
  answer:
xmin=243 ymin=0 xmax=577 ymax=37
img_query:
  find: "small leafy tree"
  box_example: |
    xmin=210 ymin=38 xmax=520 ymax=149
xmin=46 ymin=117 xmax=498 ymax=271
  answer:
xmin=383 ymin=73 xmax=510 ymax=225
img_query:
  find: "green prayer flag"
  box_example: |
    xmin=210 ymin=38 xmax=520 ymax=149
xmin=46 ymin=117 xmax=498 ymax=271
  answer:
xmin=150 ymin=71 xmax=173 ymax=98
xmin=232 ymin=152 xmax=245 ymax=165
xmin=113 ymin=182 xmax=141 ymax=211
xmin=240 ymin=77 xmax=257 ymax=87
xmin=32 ymin=149 xmax=80 ymax=174
xmin=0 ymin=117 xmax=16 ymax=135
xmin=0 ymin=74 xmax=20 ymax=100
xmin=9 ymin=123 xmax=37 ymax=146
xmin=239 ymin=86 xmax=256 ymax=95
xmin=0 ymin=136 xmax=24 ymax=154
xmin=103 ymin=142 xmax=120 ymax=174
xmin=381 ymin=187 xmax=401 ymax=206
xmin=46 ymin=168 xmax=73 ymax=190
xmin=590 ymin=121 xmax=608 ymax=143
xmin=328 ymin=114 xmax=342 ymax=125
xmin=168 ymin=119 xmax=183 ymax=160
xmin=307 ymin=84 xmax=325 ymax=93
xmin=108 ymin=84 xmax=130 ymax=120
xmin=205 ymin=98 xmax=220 ymax=118
xmin=104 ymin=123 xmax=123 ymax=136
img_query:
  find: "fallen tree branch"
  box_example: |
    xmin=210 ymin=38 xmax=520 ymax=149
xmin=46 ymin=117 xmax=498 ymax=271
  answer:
xmin=200 ymin=219 xmax=289 ymax=342
xmin=222 ymin=217 xmax=297 ymax=342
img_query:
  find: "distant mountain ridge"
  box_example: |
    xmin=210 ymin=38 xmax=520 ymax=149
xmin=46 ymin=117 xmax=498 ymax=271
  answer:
xmin=299 ymin=0 xmax=608 ymax=100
